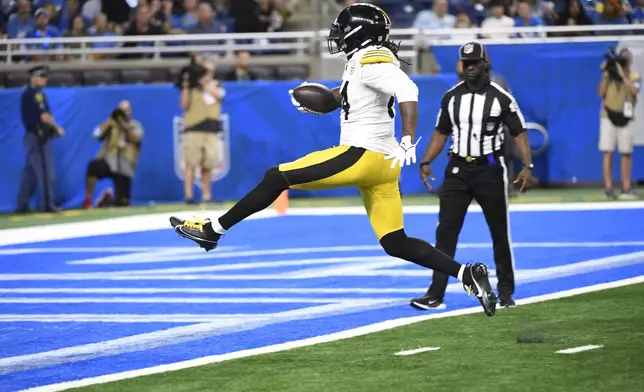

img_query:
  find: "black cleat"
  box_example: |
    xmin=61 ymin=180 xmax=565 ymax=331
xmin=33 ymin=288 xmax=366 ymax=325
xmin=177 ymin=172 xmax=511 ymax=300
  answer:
xmin=170 ymin=216 xmax=221 ymax=252
xmin=499 ymin=296 xmax=516 ymax=308
xmin=463 ymin=263 xmax=497 ymax=317
xmin=410 ymin=295 xmax=444 ymax=310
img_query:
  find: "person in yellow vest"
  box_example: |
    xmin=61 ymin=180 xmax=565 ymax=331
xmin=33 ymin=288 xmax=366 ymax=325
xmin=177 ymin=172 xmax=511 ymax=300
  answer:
xmin=180 ymin=60 xmax=225 ymax=204
xmin=598 ymin=48 xmax=640 ymax=200
xmin=83 ymin=100 xmax=144 ymax=208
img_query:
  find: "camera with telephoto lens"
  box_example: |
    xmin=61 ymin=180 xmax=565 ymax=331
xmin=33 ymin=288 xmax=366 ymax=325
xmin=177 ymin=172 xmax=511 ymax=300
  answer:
xmin=604 ymin=46 xmax=629 ymax=81
xmin=174 ymin=53 xmax=208 ymax=89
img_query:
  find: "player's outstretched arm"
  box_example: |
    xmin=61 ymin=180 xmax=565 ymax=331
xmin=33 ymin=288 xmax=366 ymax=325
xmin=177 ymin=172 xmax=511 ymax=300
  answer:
xmin=399 ymin=101 xmax=418 ymax=142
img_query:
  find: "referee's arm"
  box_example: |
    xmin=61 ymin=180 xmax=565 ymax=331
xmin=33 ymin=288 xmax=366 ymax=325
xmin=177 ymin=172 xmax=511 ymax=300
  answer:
xmin=501 ymin=94 xmax=532 ymax=168
xmin=419 ymin=94 xmax=452 ymax=190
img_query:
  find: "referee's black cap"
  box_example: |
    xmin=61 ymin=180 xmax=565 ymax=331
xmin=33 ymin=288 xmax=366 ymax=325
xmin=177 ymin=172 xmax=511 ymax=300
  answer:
xmin=28 ymin=65 xmax=49 ymax=77
xmin=459 ymin=41 xmax=488 ymax=61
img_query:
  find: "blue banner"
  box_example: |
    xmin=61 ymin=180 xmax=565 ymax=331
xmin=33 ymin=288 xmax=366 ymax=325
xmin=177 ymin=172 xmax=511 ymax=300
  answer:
xmin=0 ymin=42 xmax=642 ymax=212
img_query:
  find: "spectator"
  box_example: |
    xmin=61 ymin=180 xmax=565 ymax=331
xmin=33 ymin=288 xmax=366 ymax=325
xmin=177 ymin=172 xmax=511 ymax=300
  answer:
xmin=514 ymin=0 xmax=546 ymax=37
xmin=188 ymin=2 xmax=227 ymax=34
xmin=172 ymin=0 xmax=199 ymax=32
xmin=26 ymin=8 xmax=62 ymax=62
xmin=412 ymin=0 xmax=456 ymax=31
xmin=481 ymin=1 xmax=515 ymax=38
xmin=629 ymin=0 xmax=644 ymax=24
xmin=454 ymin=12 xmax=477 ymax=41
xmin=592 ymin=0 xmax=629 ymax=35
xmin=152 ymin=0 xmax=174 ymax=33
xmin=554 ymin=0 xmax=593 ymax=36
xmin=88 ymin=12 xmax=118 ymax=60
xmin=258 ymin=0 xmax=284 ymax=32
xmin=121 ymin=4 xmax=164 ymax=59
xmin=63 ymin=13 xmax=87 ymax=61
xmin=224 ymin=51 xmax=258 ymax=81
xmin=81 ymin=0 xmax=102 ymax=21
xmin=57 ymin=0 xmax=89 ymax=33
xmin=7 ymin=0 xmax=34 ymax=38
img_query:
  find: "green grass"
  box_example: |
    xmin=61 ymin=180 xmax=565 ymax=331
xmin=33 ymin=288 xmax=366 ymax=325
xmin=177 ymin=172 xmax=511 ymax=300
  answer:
xmin=0 ymin=187 xmax=636 ymax=230
xmin=76 ymin=283 xmax=644 ymax=392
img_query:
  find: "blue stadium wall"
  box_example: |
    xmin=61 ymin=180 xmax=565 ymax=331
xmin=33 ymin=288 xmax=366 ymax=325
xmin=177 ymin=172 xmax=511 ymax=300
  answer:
xmin=1 ymin=42 xmax=642 ymax=212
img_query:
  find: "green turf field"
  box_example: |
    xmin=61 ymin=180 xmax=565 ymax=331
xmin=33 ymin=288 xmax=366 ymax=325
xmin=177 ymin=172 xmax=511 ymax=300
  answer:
xmin=1 ymin=187 xmax=640 ymax=229
xmin=73 ymin=282 xmax=644 ymax=392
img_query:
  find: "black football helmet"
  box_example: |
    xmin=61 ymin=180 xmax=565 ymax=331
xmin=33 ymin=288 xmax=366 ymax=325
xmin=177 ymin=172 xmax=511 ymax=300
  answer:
xmin=327 ymin=3 xmax=391 ymax=56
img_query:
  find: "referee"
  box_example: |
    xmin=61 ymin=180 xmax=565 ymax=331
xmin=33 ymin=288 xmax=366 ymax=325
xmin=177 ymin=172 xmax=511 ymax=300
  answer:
xmin=412 ymin=42 xmax=533 ymax=309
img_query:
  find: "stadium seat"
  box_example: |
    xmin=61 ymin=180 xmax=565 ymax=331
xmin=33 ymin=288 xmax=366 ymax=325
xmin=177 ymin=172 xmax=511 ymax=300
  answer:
xmin=248 ymin=65 xmax=277 ymax=80
xmin=6 ymin=73 xmax=31 ymax=88
xmin=83 ymin=71 xmax=116 ymax=86
xmin=121 ymin=69 xmax=152 ymax=84
xmin=277 ymin=65 xmax=309 ymax=81
xmin=47 ymin=72 xmax=76 ymax=87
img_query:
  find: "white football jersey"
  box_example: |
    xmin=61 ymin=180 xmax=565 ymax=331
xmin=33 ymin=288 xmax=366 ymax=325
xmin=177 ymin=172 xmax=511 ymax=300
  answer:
xmin=338 ymin=45 xmax=419 ymax=155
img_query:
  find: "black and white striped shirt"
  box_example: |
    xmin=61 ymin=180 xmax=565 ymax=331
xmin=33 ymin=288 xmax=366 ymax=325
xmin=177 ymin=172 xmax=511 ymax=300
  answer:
xmin=435 ymin=81 xmax=526 ymax=158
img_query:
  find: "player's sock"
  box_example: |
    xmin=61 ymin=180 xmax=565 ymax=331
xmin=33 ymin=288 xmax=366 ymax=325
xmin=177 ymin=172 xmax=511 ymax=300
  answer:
xmin=219 ymin=167 xmax=289 ymax=230
xmin=212 ymin=219 xmax=226 ymax=235
xmin=380 ymin=229 xmax=471 ymax=284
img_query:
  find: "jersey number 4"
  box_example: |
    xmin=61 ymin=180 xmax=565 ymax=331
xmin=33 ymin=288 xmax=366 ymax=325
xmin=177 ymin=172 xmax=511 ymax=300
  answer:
xmin=340 ymin=82 xmax=396 ymax=120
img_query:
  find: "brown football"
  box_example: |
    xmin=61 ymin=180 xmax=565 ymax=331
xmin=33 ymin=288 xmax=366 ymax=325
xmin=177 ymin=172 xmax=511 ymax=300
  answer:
xmin=292 ymin=83 xmax=340 ymax=114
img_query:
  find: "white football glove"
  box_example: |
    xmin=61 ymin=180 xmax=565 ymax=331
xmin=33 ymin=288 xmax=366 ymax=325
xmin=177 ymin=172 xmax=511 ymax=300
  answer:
xmin=385 ymin=135 xmax=422 ymax=169
xmin=288 ymin=81 xmax=312 ymax=113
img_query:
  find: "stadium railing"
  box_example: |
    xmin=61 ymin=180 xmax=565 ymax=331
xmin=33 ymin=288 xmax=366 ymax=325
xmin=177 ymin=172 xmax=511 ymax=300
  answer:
xmin=1 ymin=24 xmax=642 ymax=76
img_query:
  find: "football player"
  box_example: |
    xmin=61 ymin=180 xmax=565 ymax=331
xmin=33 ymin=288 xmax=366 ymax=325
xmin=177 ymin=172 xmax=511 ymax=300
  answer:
xmin=170 ymin=3 xmax=497 ymax=316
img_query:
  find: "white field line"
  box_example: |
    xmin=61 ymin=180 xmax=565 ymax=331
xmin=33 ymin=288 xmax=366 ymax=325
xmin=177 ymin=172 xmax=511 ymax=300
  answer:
xmin=0 ymin=246 xmax=242 ymax=256
xmin=0 ymin=297 xmax=406 ymax=304
xmin=0 ymin=299 xmax=404 ymax=376
xmin=63 ymin=241 xmax=644 ymax=266
xmin=0 ymin=288 xmax=425 ymax=295
xmin=556 ymin=345 xmax=604 ymax=354
xmin=2 ymin=250 xmax=643 ymax=281
xmin=2 ymin=202 xmax=643 ymax=247
xmin=21 ymin=275 xmax=644 ymax=392
xmin=0 ymin=314 xmax=280 ymax=323
xmin=394 ymin=347 xmax=441 ymax=356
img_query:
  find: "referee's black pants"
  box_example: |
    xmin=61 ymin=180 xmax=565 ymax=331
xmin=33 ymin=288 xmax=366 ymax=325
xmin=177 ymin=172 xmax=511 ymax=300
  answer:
xmin=427 ymin=153 xmax=515 ymax=299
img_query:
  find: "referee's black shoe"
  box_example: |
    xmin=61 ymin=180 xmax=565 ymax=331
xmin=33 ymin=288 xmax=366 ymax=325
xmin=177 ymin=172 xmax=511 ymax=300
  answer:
xmin=170 ymin=216 xmax=221 ymax=251
xmin=410 ymin=295 xmax=444 ymax=310
xmin=499 ymin=296 xmax=516 ymax=308
xmin=464 ymin=263 xmax=497 ymax=317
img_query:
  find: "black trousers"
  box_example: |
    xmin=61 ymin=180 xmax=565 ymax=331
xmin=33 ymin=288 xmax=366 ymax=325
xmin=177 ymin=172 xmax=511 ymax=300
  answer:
xmin=427 ymin=154 xmax=515 ymax=299
xmin=86 ymin=159 xmax=132 ymax=206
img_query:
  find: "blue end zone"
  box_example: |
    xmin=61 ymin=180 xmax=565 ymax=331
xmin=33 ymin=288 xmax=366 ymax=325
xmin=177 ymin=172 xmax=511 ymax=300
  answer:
xmin=1 ymin=207 xmax=644 ymax=391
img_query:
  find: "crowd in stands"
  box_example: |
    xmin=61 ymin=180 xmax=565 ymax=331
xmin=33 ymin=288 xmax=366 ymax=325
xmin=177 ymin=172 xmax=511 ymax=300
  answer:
xmin=348 ymin=0 xmax=644 ymax=36
xmin=0 ymin=0 xmax=297 ymax=46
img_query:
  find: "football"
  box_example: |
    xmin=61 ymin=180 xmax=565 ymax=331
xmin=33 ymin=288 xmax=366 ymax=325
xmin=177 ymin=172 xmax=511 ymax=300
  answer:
xmin=292 ymin=83 xmax=340 ymax=114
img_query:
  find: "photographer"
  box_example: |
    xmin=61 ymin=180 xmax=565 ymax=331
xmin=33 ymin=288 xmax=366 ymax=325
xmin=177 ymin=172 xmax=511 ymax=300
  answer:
xmin=82 ymin=100 xmax=144 ymax=209
xmin=598 ymin=47 xmax=640 ymax=200
xmin=178 ymin=56 xmax=226 ymax=204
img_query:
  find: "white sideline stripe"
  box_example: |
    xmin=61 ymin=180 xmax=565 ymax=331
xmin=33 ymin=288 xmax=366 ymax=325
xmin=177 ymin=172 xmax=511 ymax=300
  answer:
xmin=0 ymin=246 xmax=242 ymax=256
xmin=65 ymin=241 xmax=644 ymax=266
xmin=0 ymin=288 xmax=425 ymax=295
xmin=88 ymin=256 xmax=396 ymax=274
xmin=0 ymin=297 xmax=402 ymax=304
xmin=556 ymin=345 xmax=604 ymax=354
xmin=0 ymin=299 xmax=404 ymax=376
xmin=3 ymin=250 xmax=643 ymax=281
xmin=0 ymin=314 xmax=277 ymax=323
xmin=21 ymin=275 xmax=644 ymax=392
xmin=394 ymin=347 xmax=441 ymax=356
xmin=66 ymin=246 xmax=387 ymax=265
xmin=2 ymin=202 xmax=644 ymax=247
